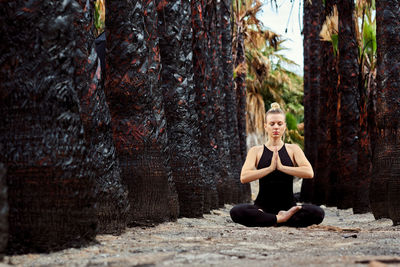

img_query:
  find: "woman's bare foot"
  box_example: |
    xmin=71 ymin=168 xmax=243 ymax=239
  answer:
xmin=276 ymin=206 xmax=302 ymax=223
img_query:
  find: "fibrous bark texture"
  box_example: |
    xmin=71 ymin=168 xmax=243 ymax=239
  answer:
xmin=301 ymin=0 xmax=323 ymax=203
xmin=0 ymin=162 xmax=7 ymax=259
xmin=75 ymin=2 xmax=129 ymax=233
xmin=0 ymin=1 xmax=97 ymax=252
xmin=206 ymin=0 xmax=236 ymax=205
xmin=371 ymin=0 xmax=400 ymax=224
xmin=336 ymin=0 xmax=360 ymax=209
xmin=220 ymin=0 xmax=248 ymax=203
xmin=191 ymin=0 xmax=220 ymax=211
xmin=157 ymin=0 xmax=205 ymax=217
xmin=106 ymin=0 xmax=179 ymax=225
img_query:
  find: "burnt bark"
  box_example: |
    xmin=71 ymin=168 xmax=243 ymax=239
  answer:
xmin=191 ymin=0 xmax=220 ymax=211
xmin=0 ymin=162 xmax=7 ymax=259
xmin=105 ymin=0 xmax=179 ymax=225
xmin=0 ymin=1 xmax=97 ymax=252
xmin=301 ymin=0 xmax=323 ymax=203
xmin=221 ymin=0 xmax=247 ymax=203
xmin=336 ymin=0 xmax=360 ymax=209
xmin=156 ymin=0 xmax=205 ymax=217
xmin=75 ymin=1 xmax=129 ymax=234
xmin=205 ymin=1 xmax=235 ymax=205
xmin=227 ymin=1 xmax=251 ymax=203
xmin=371 ymin=0 xmax=400 ymax=224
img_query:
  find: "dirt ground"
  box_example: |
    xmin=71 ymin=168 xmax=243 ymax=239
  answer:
xmin=2 ymin=181 xmax=400 ymax=267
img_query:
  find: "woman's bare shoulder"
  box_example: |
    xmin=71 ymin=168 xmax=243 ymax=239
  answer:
xmin=285 ymin=143 xmax=303 ymax=153
xmin=248 ymin=145 xmax=264 ymax=153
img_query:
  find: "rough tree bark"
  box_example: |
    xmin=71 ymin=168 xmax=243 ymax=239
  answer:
xmin=232 ymin=15 xmax=251 ymax=203
xmin=0 ymin=0 xmax=97 ymax=252
xmin=75 ymin=0 xmax=129 ymax=234
xmin=220 ymin=0 xmax=245 ymax=203
xmin=336 ymin=0 xmax=360 ymax=209
xmin=371 ymin=0 xmax=400 ymax=224
xmin=105 ymin=0 xmax=179 ymax=225
xmin=206 ymin=1 xmax=235 ymax=205
xmin=301 ymin=0 xmax=323 ymax=203
xmin=191 ymin=0 xmax=220 ymax=211
xmin=156 ymin=0 xmax=205 ymax=217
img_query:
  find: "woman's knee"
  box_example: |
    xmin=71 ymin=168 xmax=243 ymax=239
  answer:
xmin=302 ymin=204 xmax=325 ymax=224
xmin=230 ymin=204 xmax=249 ymax=223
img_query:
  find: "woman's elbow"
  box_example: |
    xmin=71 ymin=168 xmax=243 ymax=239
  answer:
xmin=306 ymin=169 xmax=314 ymax=179
xmin=240 ymin=174 xmax=248 ymax=184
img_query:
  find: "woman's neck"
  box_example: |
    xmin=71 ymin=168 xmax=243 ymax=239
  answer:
xmin=266 ymin=139 xmax=284 ymax=147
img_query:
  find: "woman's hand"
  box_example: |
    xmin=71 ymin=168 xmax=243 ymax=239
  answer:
xmin=274 ymin=147 xmax=284 ymax=170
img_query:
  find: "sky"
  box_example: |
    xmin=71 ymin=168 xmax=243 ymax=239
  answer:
xmin=258 ymin=0 xmax=304 ymax=76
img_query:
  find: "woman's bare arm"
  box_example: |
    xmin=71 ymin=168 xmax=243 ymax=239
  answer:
xmin=275 ymin=145 xmax=314 ymax=178
xmin=240 ymin=146 xmax=275 ymax=184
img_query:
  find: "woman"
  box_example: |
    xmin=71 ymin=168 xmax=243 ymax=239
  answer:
xmin=230 ymin=103 xmax=324 ymax=227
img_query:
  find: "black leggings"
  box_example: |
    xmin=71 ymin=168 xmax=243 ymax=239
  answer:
xmin=230 ymin=204 xmax=325 ymax=227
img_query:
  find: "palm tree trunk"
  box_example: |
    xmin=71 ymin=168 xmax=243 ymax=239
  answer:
xmin=336 ymin=0 xmax=360 ymax=209
xmin=75 ymin=0 xmax=129 ymax=234
xmin=206 ymin=1 xmax=235 ymax=205
xmin=0 ymin=0 xmax=97 ymax=252
xmin=191 ymin=0 xmax=220 ymax=211
xmin=371 ymin=0 xmax=400 ymax=224
xmin=0 ymin=163 xmax=7 ymax=259
xmin=156 ymin=0 xmax=205 ymax=217
xmin=301 ymin=0 xmax=323 ymax=203
xmin=232 ymin=3 xmax=251 ymax=203
xmin=220 ymin=0 xmax=246 ymax=203
xmin=105 ymin=0 xmax=179 ymax=225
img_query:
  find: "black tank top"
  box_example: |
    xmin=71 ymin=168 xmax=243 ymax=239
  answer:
xmin=254 ymin=144 xmax=296 ymax=213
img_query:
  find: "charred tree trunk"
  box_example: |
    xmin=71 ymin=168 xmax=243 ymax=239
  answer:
xmin=353 ymin=65 xmax=372 ymax=214
xmin=232 ymin=2 xmax=251 ymax=203
xmin=206 ymin=1 xmax=235 ymax=205
xmin=301 ymin=0 xmax=323 ymax=203
xmin=371 ymin=0 xmax=400 ymax=224
xmin=75 ymin=1 xmax=129 ymax=234
xmin=316 ymin=0 xmax=338 ymax=207
xmin=105 ymin=0 xmax=179 ymax=225
xmin=0 ymin=162 xmax=7 ymax=259
xmin=336 ymin=0 xmax=360 ymax=209
xmin=314 ymin=40 xmax=331 ymax=205
xmin=156 ymin=0 xmax=205 ymax=217
xmin=220 ymin=0 xmax=246 ymax=203
xmin=191 ymin=0 xmax=220 ymax=211
xmin=325 ymin=49 xmax=340 ymax=207
xmin=0 ymin=1 xmax=97 ymax=252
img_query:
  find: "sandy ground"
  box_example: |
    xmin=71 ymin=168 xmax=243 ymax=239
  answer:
xmin=2 ymin=181 xmax=400 ymax=267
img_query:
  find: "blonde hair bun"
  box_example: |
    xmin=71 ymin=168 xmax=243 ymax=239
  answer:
xmin=270 ymin=102 xmax=280 ymax=110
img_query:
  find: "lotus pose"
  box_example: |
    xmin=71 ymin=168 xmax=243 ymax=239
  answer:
xmin=230 ymin=103 xmax=324 ymax=227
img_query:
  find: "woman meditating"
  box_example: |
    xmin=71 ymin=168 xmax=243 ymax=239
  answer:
xmin=230 ymin=103 xmax=324 ymax=227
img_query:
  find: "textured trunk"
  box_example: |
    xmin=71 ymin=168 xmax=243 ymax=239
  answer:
xmin=220 ymin=0 xmax=246 ymax=203
xmin=371 ymin=0 xmax=400 ymax=224
xmin=336 ymin=0 xmax=360 ymax=209
xmin=0 ymin=1 xmax=97 ymax=252
xmin=157 ymin=0 xmax=205 ymax=217
xmin=232 ymin=5 xmax=251 ymax=203
xmin=0 ymin=163 xmax=7 ymax=259
xmin=206 ymin=1 xmax=235 ymax=205
xmin=314 ymin=40 xmax=331 ymax=205
xmin=301 ymin=0 xmax=323 ymax=203
xmin=191 ymin=0 xmax=220 ymax=211
xmin=105 ymin=0 xmax=179 ymax=225
xmin=75 ymin=1 xmax=129 ymax=234
xmin=325 ymin=49 xmax=340 ymax=207
xmin=353 ymin=68 xmax=371 ymax=214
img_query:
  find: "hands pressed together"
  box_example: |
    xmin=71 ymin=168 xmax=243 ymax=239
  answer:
xmin=270 ymin=147 xmax=284 ymax=171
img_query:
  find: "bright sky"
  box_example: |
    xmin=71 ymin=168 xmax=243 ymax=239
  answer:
xmin=258 ymin=0 xmax=304 ymax=76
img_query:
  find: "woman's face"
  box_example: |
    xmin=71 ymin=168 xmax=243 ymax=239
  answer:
xmin=265 ymin=113 xmax=286 ymax=139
